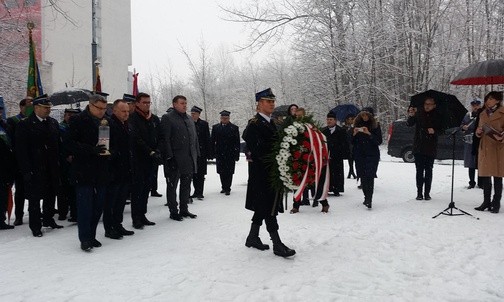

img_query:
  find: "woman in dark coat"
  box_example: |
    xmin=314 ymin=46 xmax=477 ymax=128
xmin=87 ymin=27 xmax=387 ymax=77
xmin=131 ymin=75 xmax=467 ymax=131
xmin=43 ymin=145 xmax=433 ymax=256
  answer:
xmin=352 ymin=109 xmax=382 ymax=209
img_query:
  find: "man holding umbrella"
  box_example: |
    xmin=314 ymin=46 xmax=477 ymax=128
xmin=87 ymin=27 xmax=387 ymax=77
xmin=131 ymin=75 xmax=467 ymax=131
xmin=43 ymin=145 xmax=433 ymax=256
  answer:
xmin=407 ymin=97 xmax=442 ymax=200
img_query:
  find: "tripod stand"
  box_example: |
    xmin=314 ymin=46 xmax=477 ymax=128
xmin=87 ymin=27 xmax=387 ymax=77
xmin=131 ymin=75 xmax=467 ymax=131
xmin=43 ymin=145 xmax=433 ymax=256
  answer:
xmin=432 ymin=128 xmax=479 ymax=219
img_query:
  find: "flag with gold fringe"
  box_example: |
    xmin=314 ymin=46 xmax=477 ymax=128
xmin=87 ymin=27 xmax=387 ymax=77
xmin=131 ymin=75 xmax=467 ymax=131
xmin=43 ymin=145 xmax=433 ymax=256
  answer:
xmin=27 ymin=23 xmax=43 ymax=98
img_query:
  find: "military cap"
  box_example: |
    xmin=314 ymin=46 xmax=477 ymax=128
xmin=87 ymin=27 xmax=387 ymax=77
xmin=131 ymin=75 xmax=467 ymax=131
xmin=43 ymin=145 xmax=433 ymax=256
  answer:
xmin=327 ymin=112 xmax=337 ymax=119
xmin=33 ymin=94 xmax=52 ymax=107
xmin=470 ymin=98 xmax=482 ymax=105
xmin=94 ymin=91 xmax=109 ymax=99
xmin=219 ymin=110 xmax=231 ymax=116
xmin=255 ymin=88 xmax=276 ymax=102
xmin=64 ymin=108 xmax=81 ymax=114
xmin=191 ymin=106 xmax=203 ymax=113
xmin=123 ymin=94 xmax=136 ymax=103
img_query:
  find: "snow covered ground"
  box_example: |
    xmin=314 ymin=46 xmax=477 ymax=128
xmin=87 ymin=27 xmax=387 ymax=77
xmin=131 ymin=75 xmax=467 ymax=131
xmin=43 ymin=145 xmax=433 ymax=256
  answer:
xmin=1 ymin=147 xmax=503 ymax=301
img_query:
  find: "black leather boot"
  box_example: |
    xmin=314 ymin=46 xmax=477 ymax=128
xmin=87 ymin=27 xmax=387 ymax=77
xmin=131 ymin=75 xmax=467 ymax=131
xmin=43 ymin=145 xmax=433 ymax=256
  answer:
xmin=245 ymin=224 xmax=269 ymax=250
xmin=270 ymin=231 xmax=295 ymax=257
xmin=490 ymin=197 xmax=501 ymax=214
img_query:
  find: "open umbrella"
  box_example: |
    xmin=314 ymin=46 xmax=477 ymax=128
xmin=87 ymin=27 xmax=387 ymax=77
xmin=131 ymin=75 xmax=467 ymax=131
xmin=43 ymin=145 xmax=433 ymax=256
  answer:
xmin=450 ymin=59 xmax=504 ymax=85
xmin=330 ymin=104 xmax=360 ymax=122
xmin=49 ymin=88 xmax=92 ymax=106
xmin=273 ymin=104 xmax=291 ymax=117
xmin=410 ymin=90 xmax=467 ymax=130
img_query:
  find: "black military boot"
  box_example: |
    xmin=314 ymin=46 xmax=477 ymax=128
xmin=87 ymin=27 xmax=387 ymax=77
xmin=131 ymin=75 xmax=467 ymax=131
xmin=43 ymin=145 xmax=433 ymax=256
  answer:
xmin=490 ymin=197 xmax=501 ymax=214
xmin=245 ymin=223 xmax=269 ymax=250
xmin=270 ymin=231 xmax=295 ymax=257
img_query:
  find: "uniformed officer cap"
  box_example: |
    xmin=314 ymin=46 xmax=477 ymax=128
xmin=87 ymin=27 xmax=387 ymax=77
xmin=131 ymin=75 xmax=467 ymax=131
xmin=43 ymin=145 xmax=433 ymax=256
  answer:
xmin=219 ymin=110 xmax=231 ymax=117
xmin=94 ymin=91 xmax=109 ymax=99
xmin=191 ymin=106 xmax=203 ymax=113
xmin=64 ymin=108 xmax=81 ymax=114
xmin=327 ymin=112 xmax=336 ymax=119
xmin=33 ymin=94 xmax=52 ymax=107
xmin=255 ymin=88 xmax=276 ymax=102
xmin=123 ymin=94 xmax=136 ymax=103
xmin=470 ymin=98 xmax=482 ymax=105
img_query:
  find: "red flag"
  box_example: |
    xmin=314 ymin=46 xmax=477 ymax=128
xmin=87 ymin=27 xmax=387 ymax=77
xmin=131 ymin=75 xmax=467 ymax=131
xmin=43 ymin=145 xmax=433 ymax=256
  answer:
xmin=132 ymin=69 xmax=139 ymax=96
xmin=94 ymin=65 xmax=102 ymax=92
xmin=7 ymin=186 xmax=13 ymax=223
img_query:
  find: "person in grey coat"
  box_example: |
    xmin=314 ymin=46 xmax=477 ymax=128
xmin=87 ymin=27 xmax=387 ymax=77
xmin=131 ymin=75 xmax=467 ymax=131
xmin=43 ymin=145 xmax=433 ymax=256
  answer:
xmin=460 ymin=99 xmax=482 ymax=189
xmin=160 ymin=95 xmax=199 ymax=221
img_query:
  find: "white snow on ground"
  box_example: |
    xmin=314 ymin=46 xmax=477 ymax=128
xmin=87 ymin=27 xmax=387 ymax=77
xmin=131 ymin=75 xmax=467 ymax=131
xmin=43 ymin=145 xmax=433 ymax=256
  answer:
xmin=1 ymin=146 xmax=504 ymax=301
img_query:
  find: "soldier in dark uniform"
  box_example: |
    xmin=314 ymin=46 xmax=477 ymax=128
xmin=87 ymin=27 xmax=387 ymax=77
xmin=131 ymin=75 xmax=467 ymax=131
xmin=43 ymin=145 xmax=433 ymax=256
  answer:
xmin=322 ymin=112 xmax=349 ymax=196
xmin=7 ymin=97 xmax=33 ymax=226
xmin=190 ymin=106 xmax=210 ymax=200
xmin=15 ymin=95 xmax=62 ymax=237
xmin=210 ymin=110 xmax=240 ymax=196
xmin=66 ymin=92 xmax=111 ymax=251
xmin=243 ymin=88 xmax=295 ymax=258
xmin=129 ymin=92 xmax=161 ymax=229
xmin=57 ymin=108 xmax=80 ymax=222
xmin=103 ymin=99 xmax=135 ymax=239
xmin=0 ymin=105 xmax=16 ymax=230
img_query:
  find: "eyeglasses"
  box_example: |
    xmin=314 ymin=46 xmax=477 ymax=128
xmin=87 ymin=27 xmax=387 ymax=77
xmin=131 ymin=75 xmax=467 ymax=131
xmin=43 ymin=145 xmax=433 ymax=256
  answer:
xmin=90 ymin=103 xmax=107 ymax=111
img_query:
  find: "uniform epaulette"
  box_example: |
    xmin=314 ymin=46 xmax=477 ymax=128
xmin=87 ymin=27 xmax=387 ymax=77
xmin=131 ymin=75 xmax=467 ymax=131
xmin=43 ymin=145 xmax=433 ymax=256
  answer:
xmin=249 ymin=117 xmax=258 ymax=124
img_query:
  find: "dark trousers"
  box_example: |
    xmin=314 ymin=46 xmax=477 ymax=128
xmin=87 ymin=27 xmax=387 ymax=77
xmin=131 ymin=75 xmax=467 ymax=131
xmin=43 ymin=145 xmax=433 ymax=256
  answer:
xmin=347 ymin=158 xmax=356 ymax=178
xmin=361 ymin=177 xmax=375 ymax=203
xmin=103 ymin=182 xmax=129 ymax=231
xmin=76 ymin=185 xmax=106 ymax=243
xmin=14 ymin=174 xmax=25 ymax=219
xmin=58 ymin=183 xmax=76 ymax=219
xmin=481 ymin=176 xmax=503 ymax=207
xmin=414 ymin=153 xmax=435 ymax=194
xmin=0 ymin=183 xmax=8 ymax=223
xmin=28 ymin=190 xmax=56 ymax=233
xmin=219 ymin=173 xmax=233 ymax=192
xmin=151 ymin=165 xmax=159 ymax=193
xmin=192 ymin=171 xmax=205 ymax=196
xmin=131 ymin=169 xmax=151 ymax=222
xmin=166 ymin=171 xmax=192 ymax=214
xmin=251 ymin=211 xmax=279 ymax=233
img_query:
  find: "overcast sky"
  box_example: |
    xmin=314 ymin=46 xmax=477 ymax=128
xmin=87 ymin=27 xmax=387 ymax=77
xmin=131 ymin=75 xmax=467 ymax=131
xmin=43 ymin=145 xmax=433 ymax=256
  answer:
xmin=131 ymin=0 xmax=251 ymax=81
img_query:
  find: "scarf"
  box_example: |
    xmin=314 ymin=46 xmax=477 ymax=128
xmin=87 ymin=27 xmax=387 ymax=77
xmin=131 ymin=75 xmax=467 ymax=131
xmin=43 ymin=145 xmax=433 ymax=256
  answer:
xmin=135 ymin=107 xmax=151 ymax=120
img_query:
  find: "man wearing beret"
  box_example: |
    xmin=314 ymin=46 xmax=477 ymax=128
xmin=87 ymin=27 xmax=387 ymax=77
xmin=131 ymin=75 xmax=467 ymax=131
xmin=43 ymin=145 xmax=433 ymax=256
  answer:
xmin=190 ymin=105 xmax=211 ymax=200
xmin=243 ymin=88 xmax=295 ymax=257
xmin=210 ymin=110 xmax=240 ymax=196
xmin=15 ymin=94 xmax=62 ymax=237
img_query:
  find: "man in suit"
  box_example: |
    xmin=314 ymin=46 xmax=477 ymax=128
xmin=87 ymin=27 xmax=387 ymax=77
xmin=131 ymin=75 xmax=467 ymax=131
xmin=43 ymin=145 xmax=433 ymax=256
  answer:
xmin=243 ymin=88 xmax=295 ymax=258
xmin=15 ymin=95 xmax=62 ymax=237
xmin=190 ymin=106 xmax=211 ymax=200
xmin=160 ymin=95 xmax=199 ymax=221
xmin=210 ymin=110 xmax=240 ymax=196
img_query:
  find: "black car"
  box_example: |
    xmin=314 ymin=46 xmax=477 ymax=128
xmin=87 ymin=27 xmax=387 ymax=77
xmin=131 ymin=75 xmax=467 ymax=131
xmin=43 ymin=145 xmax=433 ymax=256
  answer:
xmin=387 ymin=119 xmax=464 ymax=162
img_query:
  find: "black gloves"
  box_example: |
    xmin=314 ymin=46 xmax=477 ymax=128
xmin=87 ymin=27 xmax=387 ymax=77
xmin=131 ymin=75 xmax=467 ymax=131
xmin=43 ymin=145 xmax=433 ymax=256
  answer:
xmin=93 ymin=144 xmax=107 ymax=155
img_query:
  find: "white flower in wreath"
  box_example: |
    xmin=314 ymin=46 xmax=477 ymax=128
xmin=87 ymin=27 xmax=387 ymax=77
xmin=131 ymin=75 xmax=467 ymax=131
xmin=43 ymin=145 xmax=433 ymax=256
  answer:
xmin=284 ymin=128 xmax=292 ymax=135
xmin=283 ymin=136 xmax=291 ymax=143
xmin=280 ymin=142 xmax=289 ymax=149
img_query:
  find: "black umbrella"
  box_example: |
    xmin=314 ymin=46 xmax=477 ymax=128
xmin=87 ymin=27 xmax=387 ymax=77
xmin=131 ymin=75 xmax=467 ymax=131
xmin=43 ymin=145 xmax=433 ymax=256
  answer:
xmin=330 ymin=104 xmax=360 ymax=121
xmin=410 ymin=89 xmax=467 ymax=130
xmin=272 ymin=104 xmax=290 ymax=117
xmin=451 ymin=58 xmax=504 ymax=85
xmin=49 ymin=88 xmax=92 ymax=106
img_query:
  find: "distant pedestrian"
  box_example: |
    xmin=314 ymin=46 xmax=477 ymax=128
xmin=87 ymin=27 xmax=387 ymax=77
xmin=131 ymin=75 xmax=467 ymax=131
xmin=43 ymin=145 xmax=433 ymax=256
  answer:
xmin=190 ymin=106 xmax=211 ymax=200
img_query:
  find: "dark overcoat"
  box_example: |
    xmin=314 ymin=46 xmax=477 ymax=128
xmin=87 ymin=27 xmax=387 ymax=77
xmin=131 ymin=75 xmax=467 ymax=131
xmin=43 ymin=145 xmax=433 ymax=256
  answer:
xmin=194 ymin=118 xmax=211 ymax=175
xmin=129 ymin=111 xmax=160 ymax=178
xmin=0 ymin=135 xmax=15 ymax=185
xmin=211 ymin=122 xmax=240 ymax=175
xmin=66 ymin=107 xmax=111 ymax=186
xmin=243 ymin=114 xmax=283 ymax=215
xmin=322 ymin=125 xmax=349 ymax=193
xmin=160 ymin=110 xmax=199 ymax=175
xmin=109 ymin=114 xmax=132 ymax=184
xmin=352 ymin=118 xmax=382 ymax=179
xmin=15 ymin=114 xmax=60 ymax=198
xmin=407 ymin=109 xmax=442 ymax=157
xmin=460 ymin=111 xmax=478 ymax=168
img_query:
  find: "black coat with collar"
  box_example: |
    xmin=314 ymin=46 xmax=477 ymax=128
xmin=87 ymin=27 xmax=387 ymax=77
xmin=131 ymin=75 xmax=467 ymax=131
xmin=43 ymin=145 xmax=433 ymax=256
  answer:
xmin=211 ymin=122 xmax=240 ymax=174
xmin=243 ymin=113 xmax=283 ymax=215
xmin=15 ymin=113 xmax=60 ymax=198
xmin=322 ymin=125 xmax=349 ymax=193
xmin=194 ymin=118 xmax=211 ymax=174
xmin=109 ymin=114 xmax=132 ymax=183
xmin=129 ymin=111 xmax=160 ymax=178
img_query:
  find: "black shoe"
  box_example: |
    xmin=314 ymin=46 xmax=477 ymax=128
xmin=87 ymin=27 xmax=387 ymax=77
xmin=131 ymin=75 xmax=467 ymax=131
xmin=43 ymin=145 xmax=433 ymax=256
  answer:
xmin=416 ymin=194 xmax=423 ymax=200
xmin=225 ymin=191 xmax=230 ymax=196
xmin=424 ymin=194 xmax=431 ymax=201
xmin=196 ymin=195 xmax=204 ymax=200
xmin=273 ymin=242 xmax=296 ymax=257
xmin=245 ymin=236 xmax=270 ymax=250
xmin=105 ymin=230 xmax=123 ymax=240
xmin=150 ymin=191 xmax=163 ymax=197
xmin=188 ymin=197 xmax=193 ymax=204
xmin=142 ymin=217 xmax=156 ymax=226
xmin=132 ymin=220 xmax=144 ymax=229
xmin=164 ymin=202 xmax=169 ymax=206
xmin=357 ymin=185 xmax=362 ymax=189
xmin=312 ymin=200 xmax=319 ymax=207
xmin=43 ymin=220 xmax=64 ymax=229
xmin=0 ymin=222 xmax=14 ymax=230
xmin=220 ymin=190 xmax=225 ymax=193
xmin=117 ymin=225 xmax=134 ymax=236
xmin=91 ymin=239 xmax=102 ymax=248
xmin=68 ymin=217 xmax=77 ymax=223
xmin=32 ymin=230 xmax=43 ymax=237
xmin=170 ymin=213 xmax=184 ymax=221
xmin=13 ymin=218 xmax=23 ymax=226
xmin=58 ymin=215 xmax=67 ymax=221
xmin=81 ymin=241 xmax=93 ymax=252
xmin=474 ymin=201 xmax=491 ymax=211
xmin=333 ymin=192 xmax=341 ymax=197
xmin=180 ymin=211 xmax=197 ymax=219
xmin=301 ymin=199 xmax=310 ymax=206
xmin=363 ymin=200 xmax=372 ymax=209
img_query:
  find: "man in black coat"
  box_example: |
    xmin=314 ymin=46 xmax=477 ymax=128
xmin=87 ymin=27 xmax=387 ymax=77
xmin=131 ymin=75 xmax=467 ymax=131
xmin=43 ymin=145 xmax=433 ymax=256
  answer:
xmin=7 ymin=97 xmax=33 ymax=226
xmin=211 ymin=110 xmax=240 ymax=196
xmin=0 ymin=111 xmax=15 ymax=230
xmin=323 ymin=112 xmax=349 ymax=196
xmin=243 ymin=88 xmax=295 ymax=258
xmin=190 ymin=106 xmax=210 ymax=200
xmin=15 ymin=95 xmax=62 ymax=237
xmin=102 ymin=99 xmax=135 ymax=239
xmin=66 ymin=93 xmax=111 ymax=251
xmin=129 ymin=92 xmax=161 ymax=229
xmin=407 ymin=97 xmax=442 ymax=200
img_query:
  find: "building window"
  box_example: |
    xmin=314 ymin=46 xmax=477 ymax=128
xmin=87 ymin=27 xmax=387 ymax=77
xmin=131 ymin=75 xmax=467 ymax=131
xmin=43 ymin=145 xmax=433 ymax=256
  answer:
xmin=3 ymin=0 xmax=19 ymax=9
xmin=24 ymin=0 xmax=37 ymax=6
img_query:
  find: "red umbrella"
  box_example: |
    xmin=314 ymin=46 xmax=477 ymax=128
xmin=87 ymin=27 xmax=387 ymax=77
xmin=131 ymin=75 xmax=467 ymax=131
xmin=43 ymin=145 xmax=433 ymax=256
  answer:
xmin=451 ymin=59 xmax=504 ymax=85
